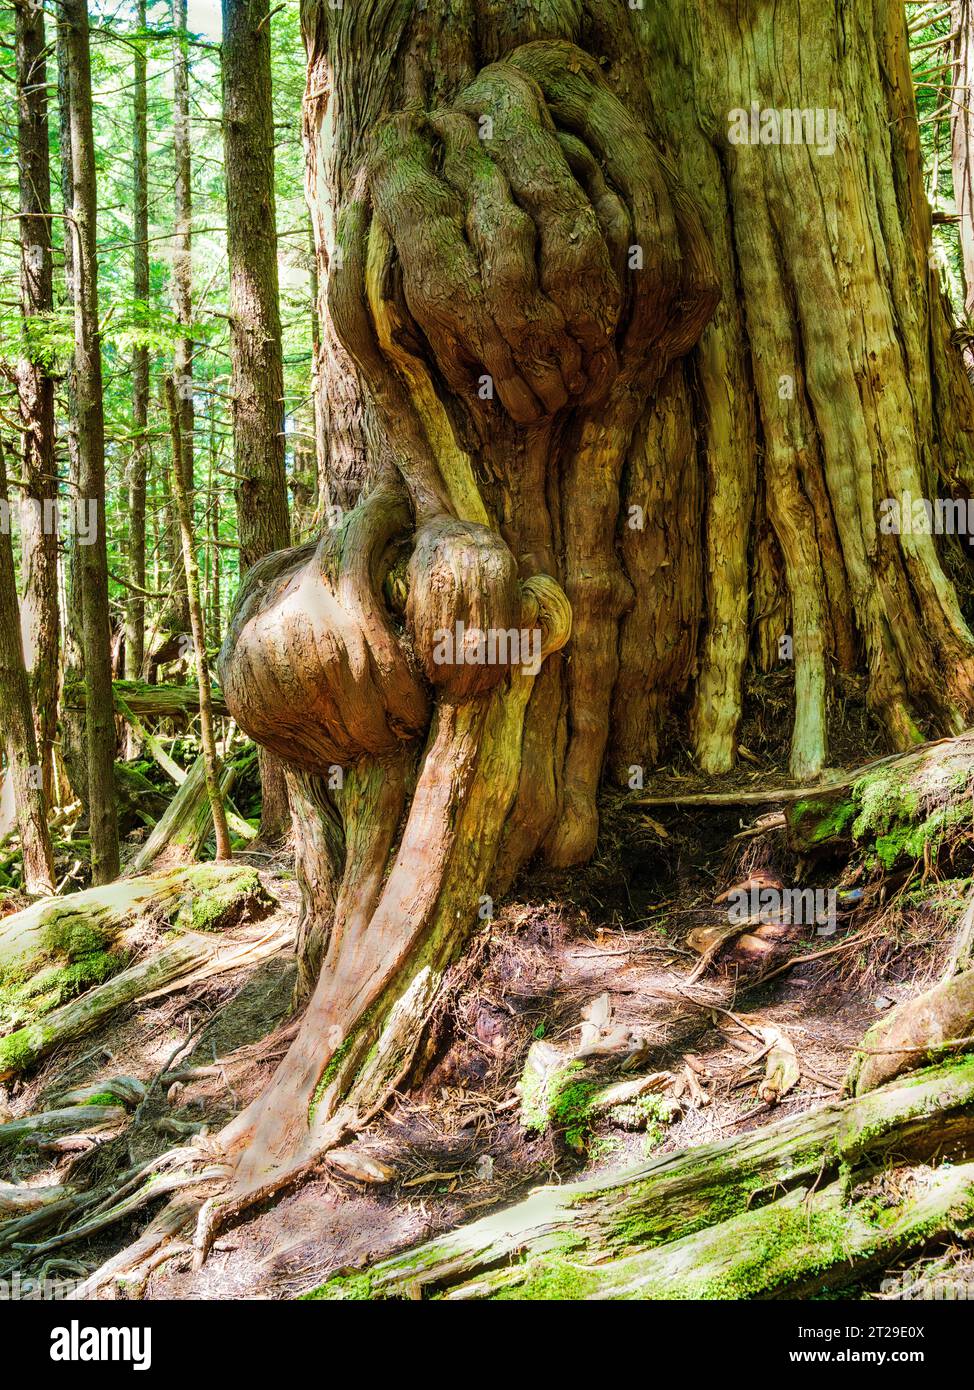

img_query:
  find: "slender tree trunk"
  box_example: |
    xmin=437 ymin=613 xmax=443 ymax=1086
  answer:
xmin=125 ymin=0 xmax=149 ymax=691
xmin=62 ymin=0 xmax=120 ymax=884
xmin=206 ymin=409 xmax=221 ymax=647
xmin=164 ymin=379 xmax=232 ymax=861
xmin=167 ymin=0 xmax=193 ymax=635
xmin=0 ymin=444 xmax=54 ymax=896
xmin=954 ymin=1 xmax=974 ymax=318
xmin=15 ymin=0 xmax=61 ymax=808
xmin=55 ymin=2 xmax=85 ymax=807
xmin=221 ymin=0 xmax=291 ymax=843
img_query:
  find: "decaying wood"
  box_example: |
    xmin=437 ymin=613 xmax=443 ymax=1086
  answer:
xmin=63 ymin=679 xmax=230 ymax=721
xmin=785 ymin=733 xmax=974 ymax=855
xmin=128 ymin=757 xmax=237 ymax=875
xmin=0 ymin=1180 xmax=73 ymax=1217
xmin=0 ymin=860 xmax=269 ymax=976
xmin=0 ymin=1104 xmax=127 ymax=1149
xmin=849 ymin=969 xmax=974 ymax=1095
xmin=309 ymin=1056 xmax=974 ymax=1300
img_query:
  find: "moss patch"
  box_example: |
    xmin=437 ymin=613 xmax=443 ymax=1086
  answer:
xmin=174 ymin=864 xmax=274 ymax=933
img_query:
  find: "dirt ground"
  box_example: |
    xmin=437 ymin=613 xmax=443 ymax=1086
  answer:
xmin=4 ymin=753 xmax=966 ymax=1301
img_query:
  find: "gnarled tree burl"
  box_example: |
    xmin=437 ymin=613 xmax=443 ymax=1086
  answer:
xmin=80 ymin=0 xmax=974 ymax=1277
xmin=214 ymin=17 xmax=716 ymax=1221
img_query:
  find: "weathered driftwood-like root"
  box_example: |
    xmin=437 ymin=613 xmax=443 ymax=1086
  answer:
xmin=849 ymin=970 xmax=974 ymax=1095
xmin=0 ymin=1180 xmax=74 ymax=1217
xmin=0 ymin=1104 xmax=127 ymax=1151
xmin=0 ymin=864 xmax=277 ymax=1080
xmin=304 ymin=1055 xmax=974 ymax=1300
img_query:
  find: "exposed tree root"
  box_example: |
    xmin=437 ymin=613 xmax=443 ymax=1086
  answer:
xmin=849 ymin=970 xmax=974 ymax=1094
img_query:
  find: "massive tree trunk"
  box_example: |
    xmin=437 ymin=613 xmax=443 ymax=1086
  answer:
xmin=221 ymin=0 xmax=292 ymax=843
xmin=206 ymin=0 xmax=974 ymax=1225
xmin=15 ymin=0 xmax=61 ymax=809
xmin=62 ymin=0 xmax=120 ymax=884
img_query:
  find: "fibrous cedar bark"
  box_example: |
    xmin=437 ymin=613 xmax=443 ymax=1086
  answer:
xmin=0 ymin=443 xmax=54 ymax=894
xmin=221 ymin=0 xmax=292 ymax=843
xmin=88 ymin=0 xmax=974 ymax=1260
xmin=124 ymin=0 xmax=150 ymax=694
xmin=211 ymin=0 xmax=717 ymax=1222
xmin=166 ymin=0 xmax=193 ymax=635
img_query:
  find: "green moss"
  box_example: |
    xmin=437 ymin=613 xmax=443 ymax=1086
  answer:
xmin=176 ymin=864 xmax=271 ymax=932
xmin=687 ymin=1206 xmax=856 ymax=1300
xmin=41 ymin=912 xmax=112 ymax=961
xmin=519 ymin=1057 xmax=599 ymax=1151
xmin=0 ymin=1022 xmax=47 ymax=1077
xmin=609 ymin=1093 xmax=677 ymax=1133
xmin=308 ymin=1037 xmax=354 ymax=1122
xmin=493 ymin=1255 xmax=601 ymax=1301
xmin=300 ymin=1271 xmax=377 ymax=1301
xmin=793 ymin=797 xmax=856 ymax=844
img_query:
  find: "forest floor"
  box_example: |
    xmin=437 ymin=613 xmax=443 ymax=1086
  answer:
xmin=4 ymin=699 xmax=969 ymax=1299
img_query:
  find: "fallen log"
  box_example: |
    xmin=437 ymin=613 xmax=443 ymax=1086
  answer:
xmin=127 ymin=756 xmax=254 ymax=875
xmin=785 ymin=731 xmax=974 ymax=863
xmin=0 ymin=912 xmax=289 ymax=1082
xmin=0 ymin=863 xmax=274 ymax=1065
xmin=0 ymin=860 xmax=270 ymax=978
xmin=0 ymin=1105 xmax=127 ymax=1150
xmin=304 ymin=1054 xmax=974 ymax=1300
xmin=63 ymin=679 xmax=230 ymax=721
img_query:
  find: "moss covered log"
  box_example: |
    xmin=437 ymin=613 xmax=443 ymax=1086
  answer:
xmin=0 ymin=862 xmax=274 ymax=1069
xmin=787 ymin=733 xmax=974 ymax=868
xmin=63 ymin=678 xmax=230 ymax=721
xmin=305 ymin=1055 xmax=974 ymax=1300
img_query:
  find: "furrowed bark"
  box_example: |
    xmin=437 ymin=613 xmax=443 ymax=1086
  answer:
xmin=167 ymin=0 xmax=192 ymax=633
xmin=15 ymin=0 xmax=61 ymax=806
xmin=0 ymin=443 xmax=54 ymax=894
xmin=62 ymin=0 xmax=120 ymax=884
xmin=221 ymin=0 xmax=292 ymax=844
xmin=124 ymin=0 xmax=150 ymax=695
